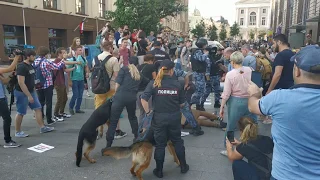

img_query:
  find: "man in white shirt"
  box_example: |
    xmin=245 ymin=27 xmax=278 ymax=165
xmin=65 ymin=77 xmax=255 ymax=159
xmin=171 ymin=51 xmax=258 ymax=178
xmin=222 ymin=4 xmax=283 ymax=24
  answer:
xmin=117 ymin=31 xmax=132 ymax=50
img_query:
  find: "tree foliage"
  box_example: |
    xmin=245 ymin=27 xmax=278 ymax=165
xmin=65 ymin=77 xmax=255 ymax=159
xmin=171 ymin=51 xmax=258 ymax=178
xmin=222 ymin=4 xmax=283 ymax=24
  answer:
xmin=207 ymin=18 xmax=218 ymax=41
xmin=258 ymin=30 xmax=267 ymax=39
xmin=191 ymin=19 xmax=206 ymax=38
xmin=230 ymin=22 xmax=240 ymax=38
xmin=106 ymin=0 xmax=187 ymax=33
xmin=249 ymin=30 xmax=255 ymax=40
xmin=219 ymin=24 xmax=227 ymax=41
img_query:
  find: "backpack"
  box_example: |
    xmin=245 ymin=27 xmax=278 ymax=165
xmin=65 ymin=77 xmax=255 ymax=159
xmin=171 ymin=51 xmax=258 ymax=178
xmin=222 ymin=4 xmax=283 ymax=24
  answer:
xmin=136 ymin=112 xmax=154 ymax=142
xmin=34 ymin=58 xmax=46 ymax=89
xmin=247 ymin=143 xmax=272 ymax=180
xmin=256 ymin=57 xmax=272 ymax=80
xmin=91 ymin=55 xmax=112 ymax=94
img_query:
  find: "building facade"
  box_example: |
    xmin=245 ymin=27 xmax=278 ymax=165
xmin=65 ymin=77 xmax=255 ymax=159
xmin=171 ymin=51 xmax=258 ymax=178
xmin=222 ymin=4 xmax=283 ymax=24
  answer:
xmin=271 ymin=0 xmax=320 ymax=48
xmin=0 ymin=0 xmax=114 ymax=61
xmin=160 ymin=0 xmax=189 ymax=34
xmin=235 ymin=0 xmax=271 ymax=40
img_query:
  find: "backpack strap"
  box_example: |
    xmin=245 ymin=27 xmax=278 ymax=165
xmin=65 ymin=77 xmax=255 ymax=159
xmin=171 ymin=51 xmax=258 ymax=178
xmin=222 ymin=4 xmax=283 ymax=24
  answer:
xmin=94 ymin=56 xmax=100 ymax=66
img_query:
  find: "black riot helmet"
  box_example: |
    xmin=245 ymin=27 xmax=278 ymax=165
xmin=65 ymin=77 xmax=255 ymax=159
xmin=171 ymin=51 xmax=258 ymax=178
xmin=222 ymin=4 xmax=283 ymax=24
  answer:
xmin=196 ymin=38 xmax=208 ymax=49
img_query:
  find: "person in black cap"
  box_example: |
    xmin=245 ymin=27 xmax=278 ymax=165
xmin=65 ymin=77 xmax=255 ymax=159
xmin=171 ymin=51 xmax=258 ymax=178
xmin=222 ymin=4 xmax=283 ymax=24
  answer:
xmin=141 ymin=59 xmax=189 ymax=178
xmin=103 ymin=56 xmax=143 ymax=148
xmin=149 ymin=41 xmax=171 ymax=71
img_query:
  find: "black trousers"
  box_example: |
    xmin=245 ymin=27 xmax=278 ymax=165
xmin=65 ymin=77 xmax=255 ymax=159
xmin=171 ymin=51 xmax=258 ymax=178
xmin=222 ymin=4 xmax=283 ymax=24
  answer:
xmin=152 ymin=111 xmax=185 ymax=162
xmin=106 ymin=93 xmax=139 ymax=147
xmin=0 ymin=98 xmax=12 ymax=143
xmin=37 ymin=85 xmax=54 ymax=123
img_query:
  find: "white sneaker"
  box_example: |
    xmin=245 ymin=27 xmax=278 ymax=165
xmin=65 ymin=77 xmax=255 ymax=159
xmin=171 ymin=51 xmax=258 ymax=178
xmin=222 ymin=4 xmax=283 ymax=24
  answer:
xmin=53 ymin=116 xmax=64 ymax=122
xmin=181 ymin=131 xmax=190 ymax=137
xmin=220 ymin=150 xmax=228 ymax=157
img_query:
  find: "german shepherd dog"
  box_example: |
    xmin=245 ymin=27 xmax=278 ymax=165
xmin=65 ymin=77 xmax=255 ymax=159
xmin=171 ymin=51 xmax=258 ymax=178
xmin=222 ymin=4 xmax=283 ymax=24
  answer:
xmin=102 ymin=141 xmax=180 ymax=180
xmin=75 ymin=99 xmax=112 ymax=167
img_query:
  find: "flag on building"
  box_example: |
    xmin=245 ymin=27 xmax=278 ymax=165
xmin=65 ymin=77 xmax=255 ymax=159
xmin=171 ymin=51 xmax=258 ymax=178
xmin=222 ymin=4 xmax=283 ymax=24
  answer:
xmin=79 ymin=18 xmax=86 ymax=34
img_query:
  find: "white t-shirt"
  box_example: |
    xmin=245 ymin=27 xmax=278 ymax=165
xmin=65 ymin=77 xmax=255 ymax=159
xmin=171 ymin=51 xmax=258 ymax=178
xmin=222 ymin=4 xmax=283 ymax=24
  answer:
xmin=118 ymin=38 xmax=132 ymax=50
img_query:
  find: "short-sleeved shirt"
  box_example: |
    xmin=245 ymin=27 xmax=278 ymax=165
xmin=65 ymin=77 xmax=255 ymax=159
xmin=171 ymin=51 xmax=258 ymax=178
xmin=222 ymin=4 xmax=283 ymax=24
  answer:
xmin=137 ymin=63 xmax=156 ymax=91
xmin=15 ymin=62 xmax=35 ymax=93
xmin=115 ymin=66 xmax=141 ymax=94
xmin=137 ymin=39 xmax=148 ymax=56
xmin=119 ymin=47 xmax=130 ymax=66
xmin=272 ymin=49 xmax=294 ymax=89
xmin=141 ymin=76 xmax=185 ymax=113
xmin=259 ymin=84 xmax=320 ymax=180
xmin=53 ymin=58 xmax=66 ymax=86
xmin=67 ymin=56 xmax=87 ymax=81
xmin=236 ymin=135 xmax=273 ymax=177
xmin=242 ymin=51 xmax=257 ymax=70
xmin=92 ymin=51 xmax=120 ymax=90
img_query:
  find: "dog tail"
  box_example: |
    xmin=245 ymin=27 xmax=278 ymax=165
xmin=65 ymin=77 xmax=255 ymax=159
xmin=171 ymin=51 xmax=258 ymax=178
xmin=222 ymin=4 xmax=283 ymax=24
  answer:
xmin=101 ymin=141 xmax=145 ymax=159
xmin=75 ymin=133 xmax=85 ymax=167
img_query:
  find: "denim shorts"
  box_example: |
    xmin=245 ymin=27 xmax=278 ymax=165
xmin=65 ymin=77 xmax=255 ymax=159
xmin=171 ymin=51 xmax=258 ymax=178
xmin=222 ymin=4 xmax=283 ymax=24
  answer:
xmin=14 ymin=90 xmax=41 ymax=115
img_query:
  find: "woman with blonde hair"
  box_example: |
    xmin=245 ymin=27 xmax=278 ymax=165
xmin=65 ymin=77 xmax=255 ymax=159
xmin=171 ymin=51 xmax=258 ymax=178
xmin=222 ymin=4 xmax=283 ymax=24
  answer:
xmin=219 ymin=51 xmax=257 ymax=156
xmin=104 ymin=57 xmax=142 ymax=148
xmin=226 ymin=116 xmax=273 ymax=180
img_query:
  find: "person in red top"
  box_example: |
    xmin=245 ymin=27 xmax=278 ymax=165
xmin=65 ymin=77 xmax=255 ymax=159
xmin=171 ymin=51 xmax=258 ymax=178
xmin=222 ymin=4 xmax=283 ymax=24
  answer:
xmin=53 ymin=48 xmax=79 ymax=121
xmin=131 ymin=29 xmax=138 ymax=45
xmin=119 ymin=38 xmax=131 ymax=67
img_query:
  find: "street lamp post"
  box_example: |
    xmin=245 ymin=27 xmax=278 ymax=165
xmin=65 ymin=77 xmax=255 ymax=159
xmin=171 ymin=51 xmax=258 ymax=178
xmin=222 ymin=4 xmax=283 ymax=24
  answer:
xmin=22 ymin=7 xmax=27 ymax=45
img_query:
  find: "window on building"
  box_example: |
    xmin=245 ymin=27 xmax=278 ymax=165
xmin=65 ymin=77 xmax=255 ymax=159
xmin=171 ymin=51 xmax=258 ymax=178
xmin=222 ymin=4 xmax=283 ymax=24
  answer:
xmin=99 ymin=0 xmax=106 ymax=18
xmin=241 ymin=9 xmax=244 ymax=14
xmin=261 ymin=17 xmax=266 ymax=26
xmin=48 ymin=29 xmax=63 ymax=55
xmin=240 ymin=18 xmax=244 ymax=26
xmin=263 ymin=9 xmax=266 ymax=13
xmin=43 ymin=0 xmax=57 ymax=9
xmin=76 ymin=0 xmax=85 ymax=14
xmin=249 ymin=12 xmax=256 ymax=26
xmin=3 ymin=25 xmax=25 ymax=56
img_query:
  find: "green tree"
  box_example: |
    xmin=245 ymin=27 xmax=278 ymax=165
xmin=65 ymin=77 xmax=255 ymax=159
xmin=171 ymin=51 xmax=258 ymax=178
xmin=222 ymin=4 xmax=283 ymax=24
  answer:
xmin=258 ymin=30 xmax=267 ymax=40
xmin=249 ymin=29 xmax=255 ymax=40
xmin=219 ymin=24 xmax=227 ymax=41
xmin=207 ymin=18 xmax=218 ymax=41
xmin=230 ymin=21 xmax=240 ymax=38
xmin=191 ymin=19 xmax=206 ymax=38
xmin=106 ymin=0 xmax=187 ymax=33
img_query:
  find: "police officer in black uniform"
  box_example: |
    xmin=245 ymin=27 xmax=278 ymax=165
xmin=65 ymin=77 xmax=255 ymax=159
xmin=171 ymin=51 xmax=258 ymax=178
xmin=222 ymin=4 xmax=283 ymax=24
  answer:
xmin=141 ymin=60 xmax=189 ymax=178
xmin=148 ymin=41 xmax=171 ymax=71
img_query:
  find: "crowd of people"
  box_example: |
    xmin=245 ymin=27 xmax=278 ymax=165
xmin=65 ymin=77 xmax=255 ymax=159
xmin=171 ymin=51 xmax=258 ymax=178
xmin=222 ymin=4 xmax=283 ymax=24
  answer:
xmin=0 ymin=22 xmax=319 ymax=180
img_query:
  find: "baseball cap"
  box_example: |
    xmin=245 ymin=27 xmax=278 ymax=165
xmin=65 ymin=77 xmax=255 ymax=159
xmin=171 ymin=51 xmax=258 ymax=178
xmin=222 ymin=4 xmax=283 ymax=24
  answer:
xmin=290 ymin=45 xmax=320 ymax=74
xmin=153 ymin=41 xmax=161 ymax=47
xmin=160 ymin=59 xmax=175 ymax=70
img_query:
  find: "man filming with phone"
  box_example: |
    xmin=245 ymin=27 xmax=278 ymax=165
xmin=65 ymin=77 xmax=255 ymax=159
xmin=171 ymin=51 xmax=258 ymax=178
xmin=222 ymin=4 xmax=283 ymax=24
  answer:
xmin=0 ymin=50 xmax=23 ymax=147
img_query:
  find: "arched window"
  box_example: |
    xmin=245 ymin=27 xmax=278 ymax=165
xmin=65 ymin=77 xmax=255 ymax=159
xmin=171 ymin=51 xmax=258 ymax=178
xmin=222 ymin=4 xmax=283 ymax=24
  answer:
xmin=249 ymin=12 xmax=256 ymax=25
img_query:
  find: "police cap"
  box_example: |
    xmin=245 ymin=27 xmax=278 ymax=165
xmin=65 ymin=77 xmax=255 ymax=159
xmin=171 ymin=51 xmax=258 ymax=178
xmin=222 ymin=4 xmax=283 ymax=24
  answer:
xmin=160 ymin=59 xmax=175 ymax=70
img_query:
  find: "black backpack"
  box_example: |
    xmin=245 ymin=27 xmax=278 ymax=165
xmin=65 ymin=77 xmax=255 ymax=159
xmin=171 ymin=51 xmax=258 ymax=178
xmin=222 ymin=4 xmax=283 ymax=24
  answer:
xmin=91 ymin=55 xmax=112 ymax=94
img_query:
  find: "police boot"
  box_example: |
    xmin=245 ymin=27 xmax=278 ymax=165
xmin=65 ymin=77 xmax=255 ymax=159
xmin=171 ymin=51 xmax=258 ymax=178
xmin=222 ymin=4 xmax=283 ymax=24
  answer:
xmin=177 ymin=151 xmax=189 ymax=174
xmin=153 ymin=161 xmax=164 ymax=178
xmin=189 ymin=125 xmax=204 ymax=136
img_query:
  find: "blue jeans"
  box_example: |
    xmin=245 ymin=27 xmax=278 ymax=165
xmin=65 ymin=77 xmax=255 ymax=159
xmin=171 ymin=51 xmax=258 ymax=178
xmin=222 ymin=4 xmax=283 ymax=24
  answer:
xmin=14 ymin=90 xmax=41 ymax=115
xmin=175 ymin=58 xmax=182 ymax=70
xmin=69 ymin=80 xmax=84 ymax=111
xmin=232 ymin=160 xmax=259 ymax=180
xmin=180 ymin=102 xmax=198 ymax=128
xmin=224 ymin=96 xmax=257 ymax=146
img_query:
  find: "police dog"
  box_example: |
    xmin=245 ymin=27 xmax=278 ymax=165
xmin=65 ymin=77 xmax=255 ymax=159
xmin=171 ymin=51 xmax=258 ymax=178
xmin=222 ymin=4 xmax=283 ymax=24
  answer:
xmin=101 ymin=141 xmax=179 ymax=180
xmin=75 ymin=99 xmax=112 ymax=167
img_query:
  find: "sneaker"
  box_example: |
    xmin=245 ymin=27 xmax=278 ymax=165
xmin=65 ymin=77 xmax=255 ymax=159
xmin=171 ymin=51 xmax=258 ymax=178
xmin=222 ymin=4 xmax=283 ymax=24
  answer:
xmin=47 ymin=119 xmax=57 ymax=125
xmin=114 ymin=130 xmax=127 ymax=139
xmin=4 ymin=140 xmax=21 ymax=148
xmin=76 ymin=110 xmax=85 ymax=113
xmin=181 ymin=131 xmax=190 ymax=137
xmin=220 ymin=150 xmax=228 ymax=157
xmin=61 ymin=113 xmax=71 ymax=118
xmin=40 ymin=126 xmax=55 ymax=133
xmin=53 ymin=116 xmax=64 ymax=122
xmin=15 ymin=131 xmax=29 ymax=138
xmin=87 ymin=91 xmax=91 ymax=97
xmin=220 ymin=121 xmax=227 ymax=128
xmin=69 ymin=109 xmax=75 ymax=115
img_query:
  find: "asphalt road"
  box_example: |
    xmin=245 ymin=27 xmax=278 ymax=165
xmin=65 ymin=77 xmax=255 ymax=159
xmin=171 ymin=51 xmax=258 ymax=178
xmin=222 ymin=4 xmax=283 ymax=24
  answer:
xmin=0 ymin=94 xmax=271 ymax=180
